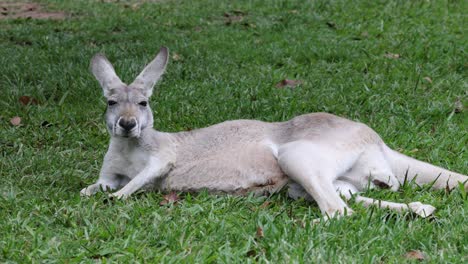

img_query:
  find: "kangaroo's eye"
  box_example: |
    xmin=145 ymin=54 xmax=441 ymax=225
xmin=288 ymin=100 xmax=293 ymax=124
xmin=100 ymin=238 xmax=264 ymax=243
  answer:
xmin=108 ymin=100 xmax=117 ymax=106
xmin=138 ymin=101 xmax=148 ymax=107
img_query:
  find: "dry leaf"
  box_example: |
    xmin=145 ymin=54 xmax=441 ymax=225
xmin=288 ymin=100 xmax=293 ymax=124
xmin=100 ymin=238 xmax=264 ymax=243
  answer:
xmin=172 ymin=53 xmax=182 ymax=61
xmin=10 ymin=116 xmax=21 ymax=126
xmin=275 ymin=79 xmax=303 ymax=88
xmin=384 ymin=52 xmax=401 ymax=59
xmin=159 ymin=192 xmax=180 ymax=205
xmin=19 ymin=95 xmax=38 ymax=105
xmin=259 ymin=201 xmax=271 ymax=209
xmin=423 ymin=76 xmax=432 ymax=84
xmin=404 ymin=250 xmax=426 ymax=260
xmin=224 ymin=12 xmax=244 ymax=25
xmin=454 ymin=97 xmax=463 ymax=113
xmin=225 ymin=16 xmax=243 ymax=24
xmin=256 ymin=226 xmax=264 ymax=238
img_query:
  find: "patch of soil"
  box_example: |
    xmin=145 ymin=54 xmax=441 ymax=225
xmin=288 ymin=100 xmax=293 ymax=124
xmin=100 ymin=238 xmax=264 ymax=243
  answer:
xmin=0 ymin=2 xmax=66 ymax=20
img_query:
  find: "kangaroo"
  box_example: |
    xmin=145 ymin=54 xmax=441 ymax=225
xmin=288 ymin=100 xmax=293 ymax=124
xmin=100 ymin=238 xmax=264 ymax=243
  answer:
xmin=81 ymin=47 xmax=467 ymax=220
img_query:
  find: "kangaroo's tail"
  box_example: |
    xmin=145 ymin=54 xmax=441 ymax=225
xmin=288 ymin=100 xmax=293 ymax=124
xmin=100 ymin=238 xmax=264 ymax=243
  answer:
xmin=383 ymin=145 xmax=467 ymax=190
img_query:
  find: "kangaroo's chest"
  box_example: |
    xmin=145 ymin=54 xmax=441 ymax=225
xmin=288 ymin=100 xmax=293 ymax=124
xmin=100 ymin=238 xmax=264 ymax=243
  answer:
xmin=116 ymin=146 xmax=151 ymax=179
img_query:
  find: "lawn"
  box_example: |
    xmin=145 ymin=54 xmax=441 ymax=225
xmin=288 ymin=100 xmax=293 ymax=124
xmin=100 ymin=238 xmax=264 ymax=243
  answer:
xmin=0 ymin=0 xmax=467 ymax=262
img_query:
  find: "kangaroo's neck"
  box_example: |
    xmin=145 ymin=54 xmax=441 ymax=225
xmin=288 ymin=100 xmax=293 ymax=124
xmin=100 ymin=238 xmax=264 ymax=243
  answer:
xmin=109 ymin=135 xmax=140 ymax=151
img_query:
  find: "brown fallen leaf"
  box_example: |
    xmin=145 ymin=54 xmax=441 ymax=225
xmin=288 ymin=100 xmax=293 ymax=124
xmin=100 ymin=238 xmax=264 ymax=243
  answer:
xmin=159 ymin=191 xmax=180 ymax=205
xmin=384 ymin=52 xmax=401 ymax=59
xmin=224 ymin=12 xmax=244 ymax=25
xmin=404 ymin=250 xmax=426 ymax=260
xmin=259 ymin=201 xmax=271 ymax=209
xmin=275 ymin=79 xmax=303 ymax=88
xmin=454 ymin=97 xmax=463 ymax=113
xmin=10 ymin=116 xmax=21 ymax=126
xmin=19 ymin=95 xmax=38 ymax=105
xmin=172 ymin=53 xmax=182 ymax=61
xmin=256 ymin=226 xmax=264 ymax=238
xmin=423 ymin=76 xmax=432 ymax=84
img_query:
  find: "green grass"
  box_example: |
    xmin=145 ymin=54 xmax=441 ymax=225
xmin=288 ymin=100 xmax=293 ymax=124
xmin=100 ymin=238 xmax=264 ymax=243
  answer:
xmin=1 ymin=0 xmax=467 ymax=262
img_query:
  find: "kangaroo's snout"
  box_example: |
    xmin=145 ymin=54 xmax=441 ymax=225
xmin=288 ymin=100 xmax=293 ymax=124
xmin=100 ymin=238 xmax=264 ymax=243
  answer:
xmin=114 ymin=116 xmax=139 ymax=137
xmin=119 ymin=118 xmax=137 ymax=131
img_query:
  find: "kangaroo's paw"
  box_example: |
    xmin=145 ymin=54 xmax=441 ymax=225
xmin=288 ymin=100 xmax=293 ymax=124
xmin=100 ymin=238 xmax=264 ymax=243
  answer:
xmin=80 ymin=184 xmax=101 ymax=197
xmin=408 ymin=202 xmax=436 ymax=218
xmin=109 ymin=190 xmax=129 ymax=200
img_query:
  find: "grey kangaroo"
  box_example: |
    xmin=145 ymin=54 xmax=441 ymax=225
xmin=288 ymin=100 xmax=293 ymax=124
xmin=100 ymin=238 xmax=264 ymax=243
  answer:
xmin=81 ymin=47 xmax=467 ymax=220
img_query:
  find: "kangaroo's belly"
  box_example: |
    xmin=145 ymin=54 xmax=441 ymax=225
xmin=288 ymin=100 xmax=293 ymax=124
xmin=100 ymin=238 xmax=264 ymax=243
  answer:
xmin=159 ymin=142 xmax=288 ymax=195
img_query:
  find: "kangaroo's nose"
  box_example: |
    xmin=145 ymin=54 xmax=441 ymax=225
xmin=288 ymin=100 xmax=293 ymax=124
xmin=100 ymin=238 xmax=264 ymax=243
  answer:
xmin=119 ymin=118 xmax=136 ymax=131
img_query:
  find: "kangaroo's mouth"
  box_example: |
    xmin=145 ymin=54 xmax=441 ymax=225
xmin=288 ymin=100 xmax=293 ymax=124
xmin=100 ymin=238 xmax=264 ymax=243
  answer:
xmin=114 ymin=129 xmax=140 ymax=138
xmin=119 ymin=133 xmax=130 ymax=138
xmin=113 ymin=130 xmax=140 ymax=138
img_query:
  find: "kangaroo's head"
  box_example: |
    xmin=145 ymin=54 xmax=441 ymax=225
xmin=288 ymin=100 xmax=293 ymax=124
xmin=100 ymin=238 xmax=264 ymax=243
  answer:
xmin=90 ymin=47 xmax=168 ymax=138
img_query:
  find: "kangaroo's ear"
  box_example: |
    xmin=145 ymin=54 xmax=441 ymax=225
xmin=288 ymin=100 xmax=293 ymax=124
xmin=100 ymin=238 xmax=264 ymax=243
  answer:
xmin=130 ymin=47 xmax=169 ymax=97
xmin=90 ymin=54 xmax=125 ymax=97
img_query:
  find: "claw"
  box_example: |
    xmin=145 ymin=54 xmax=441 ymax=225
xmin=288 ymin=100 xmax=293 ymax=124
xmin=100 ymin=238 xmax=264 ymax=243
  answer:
xmin=109 ymin=191 xmax=127 ymax=200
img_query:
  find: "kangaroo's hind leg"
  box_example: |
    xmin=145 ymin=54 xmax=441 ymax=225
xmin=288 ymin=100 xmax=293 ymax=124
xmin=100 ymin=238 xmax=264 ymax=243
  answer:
xmin=339 ymin=145 xmax=400 ymax=192
xmin=278 ymin=141 xmax=358 ymax=218
xmin=289 ymin=179 xmax=436 ymax=218
xmin=337 ymin=146 xmax=436 ymax=218
xmin=336 ymin=180 xmax=436 ymax=218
